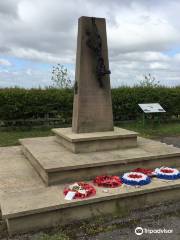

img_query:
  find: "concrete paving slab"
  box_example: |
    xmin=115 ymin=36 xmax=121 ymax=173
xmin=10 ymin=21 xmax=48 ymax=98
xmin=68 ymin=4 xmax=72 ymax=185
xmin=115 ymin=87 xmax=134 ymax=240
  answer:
xmin=1 ymin=178 xmax=180 ymax=235
xmin=0 ymin=143 xmax=180 ymax=235
xmin=20 ymin=136 xmax=180 ymax=185
xmin=0 ymin=146 xmax=44 ymax=200
xmin=1 ymin=178 xmax=180 ymax=218
xmin=20 ymin=136 xmax=180 ymax=172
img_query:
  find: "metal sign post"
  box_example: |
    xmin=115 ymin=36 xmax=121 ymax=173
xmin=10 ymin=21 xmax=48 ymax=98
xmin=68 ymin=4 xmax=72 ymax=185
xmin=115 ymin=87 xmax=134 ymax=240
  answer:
xmin=138 ymin=103 xmax=166 ymax=127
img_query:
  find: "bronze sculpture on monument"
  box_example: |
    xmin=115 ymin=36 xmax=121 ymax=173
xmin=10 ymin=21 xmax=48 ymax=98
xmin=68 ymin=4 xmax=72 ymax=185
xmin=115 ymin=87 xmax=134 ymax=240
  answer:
xmin=86 ymin=17 xmax=111 ymax=88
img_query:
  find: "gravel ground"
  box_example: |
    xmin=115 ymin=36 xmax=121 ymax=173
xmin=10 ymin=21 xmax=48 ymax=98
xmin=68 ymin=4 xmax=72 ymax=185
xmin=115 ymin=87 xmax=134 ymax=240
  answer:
xmin=85 ymin=202 xmax=180 ymax=240
xmin=161 ymin=136 xmax=180 ymax=148
xmin=3 ymin=201 xmax=180 ymax=240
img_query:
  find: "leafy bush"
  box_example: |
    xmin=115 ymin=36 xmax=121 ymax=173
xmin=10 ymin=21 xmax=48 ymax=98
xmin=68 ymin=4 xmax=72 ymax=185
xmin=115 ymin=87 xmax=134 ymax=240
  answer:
xmin=51 ymin=64 xmax=72 ymax=89
xmin=112 ymin=86 xmax=180 ymax=121
xmin=0 ymin=86 xmax=179 ymax=126
xmin=0 ymin=88 xmax=73 ymax=124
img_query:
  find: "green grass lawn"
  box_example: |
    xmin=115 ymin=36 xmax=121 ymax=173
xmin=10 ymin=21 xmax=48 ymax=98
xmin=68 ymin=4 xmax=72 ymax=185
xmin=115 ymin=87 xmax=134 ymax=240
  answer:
xmin=117 ymin=120 xmax=180 ymax=138
xmin=0 ymin=127 xmax=53 ymax=147
xmin=0 ymin=121 xmax=180 ymax=147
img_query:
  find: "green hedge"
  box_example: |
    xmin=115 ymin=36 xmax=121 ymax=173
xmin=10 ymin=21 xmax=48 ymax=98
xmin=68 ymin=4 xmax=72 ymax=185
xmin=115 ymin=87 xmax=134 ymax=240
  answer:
xmin=0 ymin=86 xmax=179 ymax=125
xmin=112 ymin=86 xmax=180 ymax=121
xmin=0 ymin=88 xmax=73 ymax=124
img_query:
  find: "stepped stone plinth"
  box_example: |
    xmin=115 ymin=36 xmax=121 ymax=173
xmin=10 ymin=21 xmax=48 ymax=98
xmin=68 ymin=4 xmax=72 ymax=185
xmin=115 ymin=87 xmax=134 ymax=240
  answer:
xmin=52 ymin=127 xmax=138 ymax=153
xmin=20 ymin=136 xmax=180 ymax=186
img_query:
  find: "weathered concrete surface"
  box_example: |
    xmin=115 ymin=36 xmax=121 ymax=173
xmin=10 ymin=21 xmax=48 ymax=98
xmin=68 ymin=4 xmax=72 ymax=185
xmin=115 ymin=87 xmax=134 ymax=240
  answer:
xmin=1 ymin=178 xmax=180 ymax=235
xmin=72 ymin=16 xmax=113 ymax=133
xmin=20 ymin=136 xmax=180 ymax=185
xmin=1 ymin=136 xmax=180 ymax=238
xmin=53 ymin=127 xmax=138 ymax=142
xmin=52 ymin=127 xmax=138 ymax=153
xmin=0 ymin=146 xmax=44 ymax=200
xmin=0 ymin=142 xmax=180 ymax=235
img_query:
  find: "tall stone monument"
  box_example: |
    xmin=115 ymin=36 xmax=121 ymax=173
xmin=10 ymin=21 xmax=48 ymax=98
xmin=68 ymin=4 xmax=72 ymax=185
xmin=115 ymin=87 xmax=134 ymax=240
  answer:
xmin=53 ymin=16 xmax=138 ymax=153
xmin=72 ymin=16 xmax=113 ymax=133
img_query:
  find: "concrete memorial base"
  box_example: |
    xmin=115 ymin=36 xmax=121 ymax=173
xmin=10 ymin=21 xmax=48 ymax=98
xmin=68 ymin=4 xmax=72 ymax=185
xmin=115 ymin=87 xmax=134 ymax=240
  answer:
xmin=1 ymin=175 xmax=180 ymax=235
xmin=20 ymin=135 xmax=180 ymax=186
xmin=0 ymin=130 xmax=180 ymax=235
xmin=52 ymin=127 xmax=138 ymax=153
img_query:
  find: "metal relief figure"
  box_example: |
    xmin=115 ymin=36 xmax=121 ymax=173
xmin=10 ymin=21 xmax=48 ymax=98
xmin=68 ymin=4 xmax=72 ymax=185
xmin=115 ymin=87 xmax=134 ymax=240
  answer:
xmin=74 ymin=80 xmax=78 ymax=94
xmin=86 ymin=17 xmax=111 ymax=88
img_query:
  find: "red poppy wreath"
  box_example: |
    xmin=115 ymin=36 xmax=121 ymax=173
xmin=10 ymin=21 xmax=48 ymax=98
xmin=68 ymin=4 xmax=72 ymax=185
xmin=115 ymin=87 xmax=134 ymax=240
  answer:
xmin=93 ymin=175 xmax=122 ymax=188
xmin=64 ymin=182 xmax=96 ymax=199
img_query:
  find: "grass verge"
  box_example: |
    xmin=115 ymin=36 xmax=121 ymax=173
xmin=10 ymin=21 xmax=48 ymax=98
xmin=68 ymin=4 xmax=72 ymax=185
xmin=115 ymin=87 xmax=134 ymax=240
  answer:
xmin=117 ymin=120 xmax=180 ymax=138
xmin=0 ymin=127 xmax=53 ymax=147
xmin=0 ymin=121 xmax=180 ymax=147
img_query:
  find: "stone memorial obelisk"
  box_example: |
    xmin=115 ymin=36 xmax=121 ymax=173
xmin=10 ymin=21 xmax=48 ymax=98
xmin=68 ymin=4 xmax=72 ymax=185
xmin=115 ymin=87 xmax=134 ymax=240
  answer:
xmin=72 ymin=16 xmax=114 ymax=133
xmin=53 ymin=16 xmax=138 ymax=153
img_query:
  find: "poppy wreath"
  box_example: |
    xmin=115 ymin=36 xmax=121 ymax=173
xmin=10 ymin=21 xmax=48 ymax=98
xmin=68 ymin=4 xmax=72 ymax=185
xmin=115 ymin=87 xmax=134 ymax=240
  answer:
xmin=64 ymin=182 xmax=96 ymax=199
xmin=93 ymin=175 xmax=122 ymax=188
xmin=132 ymin=168 xmax=155 ymax=177
xmin=121 ymin=172 xmax=151 ymax=186
xmin=154 ymin=167 xmax=180 ymax=180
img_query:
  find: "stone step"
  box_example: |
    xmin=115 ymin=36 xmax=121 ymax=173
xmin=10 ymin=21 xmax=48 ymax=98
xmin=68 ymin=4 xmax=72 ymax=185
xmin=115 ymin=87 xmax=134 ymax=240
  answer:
xmin=1 ymin=178 xmax=180 ymax=235
xmin=20 ymin=136 xmax=180 ymax=186
xmin=0 ymin=146 xmax=44 ymax=198
xmin=52 ymin=127 xmax=138 ymax=153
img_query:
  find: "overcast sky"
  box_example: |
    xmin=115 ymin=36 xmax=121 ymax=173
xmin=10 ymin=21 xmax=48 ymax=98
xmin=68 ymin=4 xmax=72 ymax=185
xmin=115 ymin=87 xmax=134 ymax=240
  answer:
xmin=0 ymin=0 xmax=180 ymax=88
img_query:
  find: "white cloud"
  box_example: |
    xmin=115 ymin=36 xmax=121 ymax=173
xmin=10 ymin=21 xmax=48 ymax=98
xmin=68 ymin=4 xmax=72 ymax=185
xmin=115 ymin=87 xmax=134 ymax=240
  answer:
xmin=108 ymin=8 xmax=180 ymax=53
xmin=0 ymin=0 xmax=180 ymax=87
xmin=109 ymin=50 xmax=180 ymax=86
xmin=10 ymin=47 xmax=74 ymax=64
xmin=111 ymin=51 xmax=170 ymax=63
xmin=0 ymin=67 xmax=52 ymax=88
xmin=1 ymin=0 xmax=180 ymax=62
xmin=149 ymin=62 xmax=169 ymax=70
xmin=0 ymin=58 xmax=12 ymax=66
xmin=26 ymin=68 xmax=32 ymax=76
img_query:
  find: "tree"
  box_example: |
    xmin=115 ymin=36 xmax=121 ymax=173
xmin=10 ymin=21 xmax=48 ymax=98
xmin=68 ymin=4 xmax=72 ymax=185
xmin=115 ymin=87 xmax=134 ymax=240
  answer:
xmin=51 ymin=64 xmax=72 ymax=88
xmin=138 ymin=73 xmax=160 ymax=88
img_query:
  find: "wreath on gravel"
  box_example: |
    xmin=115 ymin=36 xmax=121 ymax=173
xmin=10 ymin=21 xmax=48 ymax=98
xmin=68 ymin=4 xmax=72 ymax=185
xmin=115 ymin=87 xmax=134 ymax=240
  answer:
xmin=121 ymin=172 xmax=151 ymax=186
xmin=64 ymin=182 xmax=96 ymax=199
xmin=93 ymin=175 xmax=122 ymax=188
xmin=154 ymin=167 xmax=180 ymax=180
xmin=132 ymin=168 xmax=155 ymax=177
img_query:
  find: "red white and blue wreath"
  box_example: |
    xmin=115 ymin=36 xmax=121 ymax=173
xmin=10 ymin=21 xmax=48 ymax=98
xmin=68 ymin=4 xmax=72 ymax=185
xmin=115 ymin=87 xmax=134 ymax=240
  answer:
xmin=121 ymin=172 xmax=151 ymax=186
xmin=132 ymin=168 xmax=155 ymax=177
xmin=154 ymin=167 xmax=180 ymax=180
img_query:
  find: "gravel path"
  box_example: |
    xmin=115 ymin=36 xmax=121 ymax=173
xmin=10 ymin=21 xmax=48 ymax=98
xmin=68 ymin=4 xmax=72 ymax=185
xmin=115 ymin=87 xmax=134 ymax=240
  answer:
xmin=161 ymin=136 xmax=180 ymax=148
xmin=85 ymin=202 xmax=180 ymax=240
